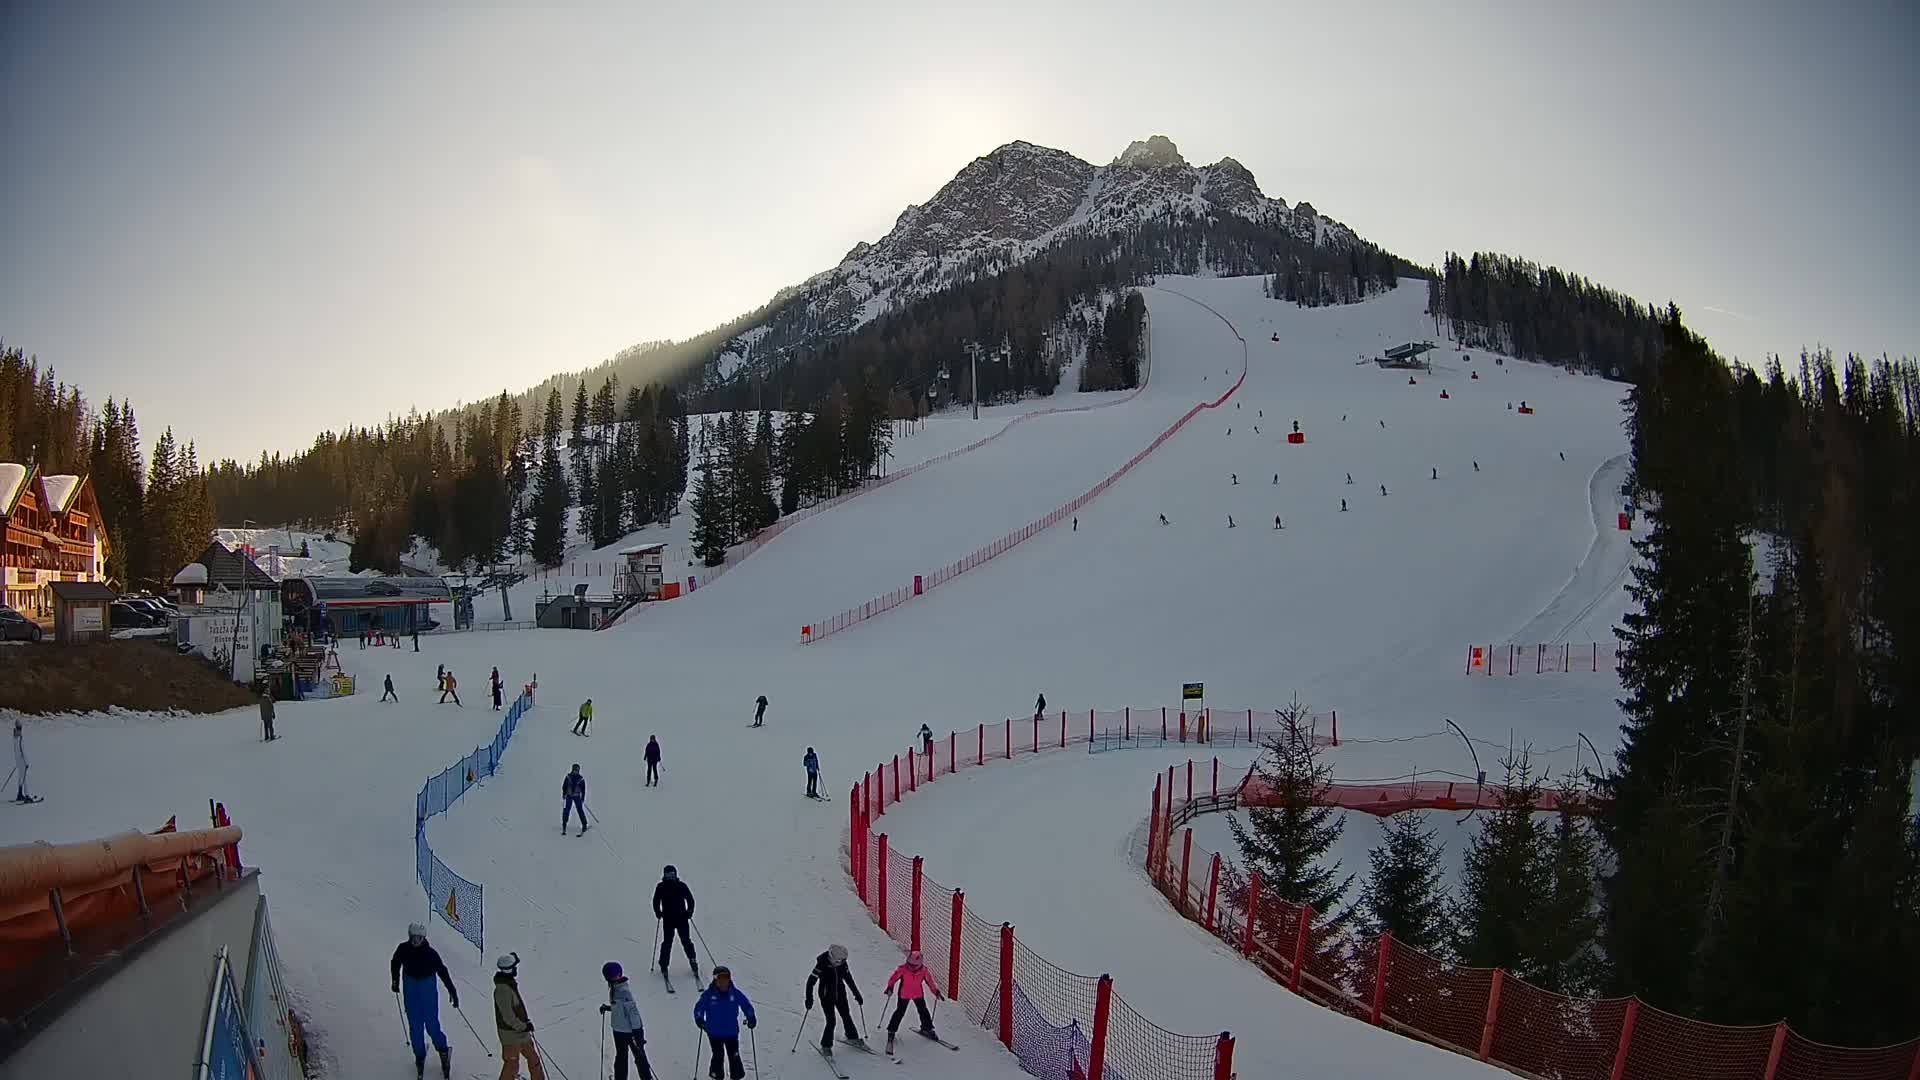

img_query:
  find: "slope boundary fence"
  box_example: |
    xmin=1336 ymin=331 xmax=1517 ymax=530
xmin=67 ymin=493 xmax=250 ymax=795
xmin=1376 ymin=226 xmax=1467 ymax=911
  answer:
xmin=414 ymin=688 xmax=534 ymax=952
xmin=844 ymin=703 xmax=1245 ymax=1080
xmin=802 ymin=286 xmax=1245 ymax=644
xmin=1467 ymin=642 xmax=1621 ymax=676
xmin=1145 ymin=776 xmax=1920 ymax=1080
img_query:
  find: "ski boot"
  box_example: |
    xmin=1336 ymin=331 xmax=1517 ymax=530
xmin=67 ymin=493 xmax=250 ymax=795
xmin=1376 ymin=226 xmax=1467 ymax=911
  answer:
xmin=885 ymin=1033 xmax=896 ymax=1055
xmin=920 ymin=1026 xmax=939 ymax=1040
xmin=438 ymin=1046 xmax=451 ymax=1079
xmin=413 ymin=1057 xmax=425 ymax=1080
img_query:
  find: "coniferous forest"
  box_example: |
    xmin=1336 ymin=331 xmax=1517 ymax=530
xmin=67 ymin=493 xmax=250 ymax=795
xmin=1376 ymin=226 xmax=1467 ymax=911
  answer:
xmin=1427 ymin=252 xmax=1669 ymax=382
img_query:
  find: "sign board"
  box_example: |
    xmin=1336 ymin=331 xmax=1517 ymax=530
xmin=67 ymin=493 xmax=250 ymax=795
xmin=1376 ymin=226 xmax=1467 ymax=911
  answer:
xmin=73 ymin=607 xmax=103 ymax=632
xmin=197 ymin=947 xmax=255 ymax=1080
xmin=1181 ymin=682 xmax=1204 ymax=701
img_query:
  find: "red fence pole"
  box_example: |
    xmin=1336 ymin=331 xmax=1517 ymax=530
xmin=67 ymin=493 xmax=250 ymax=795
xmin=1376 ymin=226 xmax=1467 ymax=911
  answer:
xmin=1370 ymin=933 xmax=1392 ymax=1026
xmin=1005 ymin=718 xmax=1012 ymax=759
xmin=949 ymin=731 xmax=956 ymax=774
xmin=907 ymin=747 xmax=916 ymax=792
xmin=1204 ymin=853 xmax=1221 ymax=931
xmin=948 ymin=890 xmax=964 ymax=1000
xmin=1162 ymin=707 xmax=1168 ymax=740
xmin=1212 ymin=757 xmax=1219 ymax=798
xmin=1213 ymin=1033 xmax=1235 ymax=1080
xmin=877 ymin=834 xmax=891 ymax=932
xmin=1060 ymin=710 xmax=1066 ymax=748
xmin=1608 ymin=1000 xmax=1640 ymax=1080
xmin=1242 ymin=872 xmax=1262 ymax=956
xmin=1180 ymin=828 xmax=1194 ymax=915
xmin=1761 ymin=1023 xmax=1788 ymax=1080
xmin=1032 ymin=714 xmax=1039 ymax=753
xmin=910 ymin=856 xmax=924 ymax=952
xmin=1087 ymin=974 xmax=1113 ymax=1080
xmin=1332 ymin=709 xmax=1339 ymax=746
xmin=850 ymin=792 xmax=864 ymax=903
xmin=977 ymin=723 xmax=984 ymax=765
xmin=893 ymin=754 xmax=901 ymax=799
xmin=1124 ymin=707 xmax=1130 ymax=740
xmin=1478 ymin=969 xmax=1505 ymax=1060
xmin=873 ymin=766 xmax=884 ymax=817
xmin=1186 ymin=759 xmax=1193 ymax=804
xmin=998 ymin=924 xmax=1014 ymax=1051
xmin=1149 ymin=778 xmax=1163 ymax=879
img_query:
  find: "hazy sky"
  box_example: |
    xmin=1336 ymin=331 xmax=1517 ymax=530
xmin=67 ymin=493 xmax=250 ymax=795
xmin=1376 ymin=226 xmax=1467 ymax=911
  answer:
xmin=3 ymin=1 xmax=1914 ymax=462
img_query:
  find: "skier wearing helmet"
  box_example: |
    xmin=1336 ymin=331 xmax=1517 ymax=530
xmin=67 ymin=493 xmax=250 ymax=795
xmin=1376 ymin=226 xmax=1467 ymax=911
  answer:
xmin=598 ymin=962 xmax=653 ymax=1080
xmin=492 ymin=952 xmax=546 ymax=1079
xmin=804 ymin=943 xmax=867 ymax=1054
xmin=653 ymin=866 xmax=698 ymax=976
xmin=882 ymin=950 xmax=943 ymax=1054
xmin=389 ymin=923 xmax=456 ymax=1078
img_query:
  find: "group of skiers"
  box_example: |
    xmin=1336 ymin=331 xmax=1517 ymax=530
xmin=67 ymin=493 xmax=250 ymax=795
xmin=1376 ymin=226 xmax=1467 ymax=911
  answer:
xmin=390 ymin=864 xmax=947 ymax=1080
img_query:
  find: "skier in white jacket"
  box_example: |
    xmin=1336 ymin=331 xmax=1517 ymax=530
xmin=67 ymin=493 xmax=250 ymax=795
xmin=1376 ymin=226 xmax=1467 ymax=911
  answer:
xmin=11 ymin=719 xmax=31 ymax=803
xmin=599 ymin=962 xmax=653 ymax=1080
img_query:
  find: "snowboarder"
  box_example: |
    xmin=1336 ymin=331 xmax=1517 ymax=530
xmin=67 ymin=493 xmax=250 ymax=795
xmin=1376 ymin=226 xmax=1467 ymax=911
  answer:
xmin=752 ymin=694 xmax=767 ymax=727
xmin=644 ymin=736 xmax=662 ymax=786
xmin=391 ymin=923 xmax=457 ymax=1079
xmin=439 ymin=672 xmax=461 ymax=706
xmin=882 ymin=951 xmax=943 ymax=1053
xmin=654 ymin=866 xmax=698 ymax=975
xmin=382 ymin=674 xmax=398 ymax=702
xmin=803 ymin=747 xmax=821 ymax=798
xmin=600 ymin=962 xmax=654 ymax=1080
xmin=259 ymin=690 xmax=277 ymax=742
xmin=562 ymin=765 xmax=587 ymax=835
xmin=11 ymin=719 xmax=31 ymax=803
xmin=573 ymin=698 xmax=593 ymax=735
xmin=493 ymin=953 xmax=547 ymax=1080
xmin=805 ymin=944 xmax=866 ymax=1053
xmin=693 ymin=965 xmax=755 ymax=1080
xmin=491 ymin=667 xmax=503 ymax=711
xmin=918 ymin=724 xmax=934 ymax=756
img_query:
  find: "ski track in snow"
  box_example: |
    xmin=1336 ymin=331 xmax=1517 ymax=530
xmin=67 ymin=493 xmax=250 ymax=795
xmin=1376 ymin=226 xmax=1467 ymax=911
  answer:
xmin=3 ymin=276 xmax=1633 ymax=1080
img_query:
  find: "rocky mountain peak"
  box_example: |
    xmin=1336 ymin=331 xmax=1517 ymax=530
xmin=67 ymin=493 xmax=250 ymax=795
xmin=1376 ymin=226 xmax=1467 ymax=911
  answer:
xmin=1113 ymin=135 xmax=1187 ymax=170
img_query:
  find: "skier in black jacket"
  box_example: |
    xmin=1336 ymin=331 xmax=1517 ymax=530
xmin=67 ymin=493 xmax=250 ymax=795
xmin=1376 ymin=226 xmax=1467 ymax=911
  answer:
xmin=804 ymin=943 xmax=867 ymax=1053
xmin=653 ymin=866 xmax=698 ymax=975
xmin=391 ymin=923 xmax=458 ymax=1078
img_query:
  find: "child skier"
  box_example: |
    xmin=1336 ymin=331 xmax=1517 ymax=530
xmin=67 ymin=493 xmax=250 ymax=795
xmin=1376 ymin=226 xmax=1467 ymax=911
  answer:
xmin=599 ymin=962 xmax=654 ymax=1080
xmin=562 ymin=765 xmax=587 ymax=835
xmin=693 ymin=965 xmax=756 ymax=1080
xmin=391 ymin=923 xmax=457 ymax=1079
xmin=883 ymin=950 xmax=943 ymax=1054
xmin=805 ymin=944 xmax=866 ymax=1054
xmin=491 ymin=667 xmax=503 ymax=711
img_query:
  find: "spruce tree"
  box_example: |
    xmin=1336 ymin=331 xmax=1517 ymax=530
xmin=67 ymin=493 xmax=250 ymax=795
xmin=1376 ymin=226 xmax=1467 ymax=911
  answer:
xmin=1359 ymin=812 xmax=1451 ymax=954
xmin=1227 ymin=698 xmax=1352 ymax=916
xmin=1535 ymin=799 xmax=1603 ymax=994
xmin=530 ymin=388 xmax=570 ymax=566
xmin=688 ymin=452 xmax=727 ymax=567
xmin=1452 ymin=752 xmax=1551 ymax=979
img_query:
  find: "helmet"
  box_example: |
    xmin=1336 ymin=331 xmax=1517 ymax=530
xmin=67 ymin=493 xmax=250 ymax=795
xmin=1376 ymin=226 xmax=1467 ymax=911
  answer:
xmin=907 ymin=951 xmax=924 ymax=968
xmin=827 ymin=944 xmax=848 ymax=964
xmin=602 ymin=962 xmax=623 ymax=981
xmin=662 ymin=865 xmax=677 ymax=879
xmin=712 ymin=965 xmax=732 ymax=979
xmin=407 ymin=922 xmax=427 ymax=940
xmin=496 ymin=952 xmax=520 ymax=973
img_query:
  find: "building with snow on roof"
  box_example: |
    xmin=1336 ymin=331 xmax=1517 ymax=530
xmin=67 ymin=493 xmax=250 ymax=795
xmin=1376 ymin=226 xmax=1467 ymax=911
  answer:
xmin=1 ymin=463 xmax=110 ymax=617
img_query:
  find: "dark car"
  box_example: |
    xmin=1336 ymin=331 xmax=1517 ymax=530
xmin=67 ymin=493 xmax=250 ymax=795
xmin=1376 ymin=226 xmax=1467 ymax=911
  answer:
xmin=124 ymin=597 xmax=177 ymax=622
xmin=109 ymin=601 xmax=159 ymax=629
xmin=0 ymin=606 xmax=43 ymax=642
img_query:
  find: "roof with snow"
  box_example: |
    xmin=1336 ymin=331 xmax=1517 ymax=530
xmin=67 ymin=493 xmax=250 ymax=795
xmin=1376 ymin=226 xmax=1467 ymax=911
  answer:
xmin=183 ymin=541 xmax=279 ymax=591
xmin=172 ymin=563 xmax=210 ymax=586
xmin=0 ymin=463 xmax=25 ymax=514
xmin=38 ymin=474 xmax=80 ymax=513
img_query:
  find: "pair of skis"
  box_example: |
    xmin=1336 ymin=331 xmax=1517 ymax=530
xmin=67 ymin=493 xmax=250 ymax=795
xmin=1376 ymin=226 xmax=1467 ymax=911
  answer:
xmin=817 ymin=1029 xmax=956 ymax=1075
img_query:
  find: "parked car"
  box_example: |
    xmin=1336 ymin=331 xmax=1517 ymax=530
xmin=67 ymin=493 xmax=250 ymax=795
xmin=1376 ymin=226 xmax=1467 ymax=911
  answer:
xmin=109 ymin=601 xmax=159 ymax=629
xmin=0 ymin=606 xmax=42 ymax=642
xmin=124 ymin=598 xmax=176 ymax=622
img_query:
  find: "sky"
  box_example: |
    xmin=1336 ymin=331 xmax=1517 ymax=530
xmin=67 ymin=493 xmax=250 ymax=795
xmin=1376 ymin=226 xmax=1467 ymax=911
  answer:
xmin=2 ymin=0 xmax=1914 ymax=463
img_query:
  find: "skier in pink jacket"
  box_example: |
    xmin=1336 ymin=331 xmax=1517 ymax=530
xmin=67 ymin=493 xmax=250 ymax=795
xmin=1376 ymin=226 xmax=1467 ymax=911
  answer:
xmin=882 ymin=951 xmax=942 ymax=1052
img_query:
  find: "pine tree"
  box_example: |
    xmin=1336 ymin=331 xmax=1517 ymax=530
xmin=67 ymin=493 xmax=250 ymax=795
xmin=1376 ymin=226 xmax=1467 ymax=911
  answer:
xmin=1453 ymin=751 xmax=1551 ymax=979
xmin=1359 ymin=812 xmax=1451 ymax=954
xmin=1227 ymin=698 xmax=1352 ymax=915
xmin=688 ymin=451 xmax=727 ymax=567
xmin=777 ymin=411 xmax=807 ymax=515
xmin=142 ymin=428 xmax=180 ymax=582
xmin=745 ymin=409 xmax=779 ymax=531
xmin=530 ymin=388 xmax=570 ymax=566
xmin=1535 ymin=800 xmax=1603 ymax=994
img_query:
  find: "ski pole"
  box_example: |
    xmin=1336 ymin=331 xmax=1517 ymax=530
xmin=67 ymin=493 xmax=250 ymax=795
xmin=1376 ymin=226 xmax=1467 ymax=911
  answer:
xmin=652 ymin=917 xmax=660 ymax=964
xmin=790 ymin=1003 xmax=812 ymax=1052
xmin=451 ymin=1000 xmax=494 ymax=1057
xmin=585 ymin=803 xmax=600 ymax=824
xmin=691 ymin=921 xmax=716 ymax=968
xmin=858 ymin=998 xmax=868 ymax=1040
xmin=876 ymin=989 xmax=892 ymax=1041
xmin=531 ymin=1034 xmax=572 ymax=1080
xmin=394 ymin=989 xmax=410 ymax=1048
xmin=692 ymin=1026 xmax=706 ymax=1079
xmin=600 ymin=1010 xmax=607 ymax=1080
xmin=749 ymin=1024 xmax=760 ymax=1080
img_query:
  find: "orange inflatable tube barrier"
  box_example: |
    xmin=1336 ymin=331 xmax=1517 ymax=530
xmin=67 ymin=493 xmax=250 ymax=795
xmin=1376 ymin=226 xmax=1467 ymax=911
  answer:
xmin=0 ymin=826 xmax=242 ymax=962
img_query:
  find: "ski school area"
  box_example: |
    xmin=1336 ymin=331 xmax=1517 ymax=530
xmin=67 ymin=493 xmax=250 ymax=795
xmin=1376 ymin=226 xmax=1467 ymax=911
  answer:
xmin=9 ymin=275 xmax=1908 ymax=1080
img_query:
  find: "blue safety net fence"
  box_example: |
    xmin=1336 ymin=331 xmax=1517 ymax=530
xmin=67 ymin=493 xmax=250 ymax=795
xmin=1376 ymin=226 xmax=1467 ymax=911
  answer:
xmin=414 ymin=689 xmax=531 ymax=951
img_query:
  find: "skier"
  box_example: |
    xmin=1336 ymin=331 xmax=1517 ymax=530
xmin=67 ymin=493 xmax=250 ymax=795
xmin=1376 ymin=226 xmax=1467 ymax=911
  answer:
xmin=1271 ymin=474 xmax=1277 ymax=484
xmin=692 ymin=965 xmax=756 ymax=1080
xmin=1227 ymin=515 xmax=1236 ymax=528
xmin=1380 ymin=419 xmax=1386 ymax=428
xmin=600 ymin=962 xmax=654 ymax=1080
xmin=917 ymin=724 xmax=934 ymax=756
xmin=259 ymin=689 xmax=277 ymax=742
xmin=1432 ymin=467 xmax=1438 ymax=480
xmin=492 ymin=953 xmax=547 ymax=1080
xmin=653 ymin=866 xmax=698 ymax=975
xmin=440 ymin=672 xmax=462 ymax=707
xmin=1034 ymin=692 xmax=1046 ymax=722
xmin=1274 ymin=515 xmax=1283 ymax=530
xmin=882 ymin=950 xmax=944 ymax=1054
xmin=413 ymin=628 xmax=420 ymax=652
xmin=1473 ymin=461 xmax=1480 ymax=472
xmin=391 ymin=923 xmax=457 ymax=1079
xmin=1230 ymin=473 xmax=1237 ymax=485
xmin=382 ymin=674 xmax=398 ymax=702
xmin=644 ymin=736 xmax=662 ymax=787
xmin=435 ymin=664 xmax=445 ymax=691
xmin=491 ymin=667 xmax=503 ymax=711
xmin=1345 ymin=472 xmax=1353 ymax=485
xmin=1340 ymin=499 xmax=1348 ymax=512
xmin=805 ymin=944 xmax=866 ymax=1054
xmin=1381 ymin=484 xmax=1389 ymax=496
xmin=1158 ymin=514 xmax=1169 ymax=526
xmin=11 ymin=718 xmax=32 ymax=803
xmin=752 ymin=694 xmax=767 ymax=727
xmin=1559 ymin=451 xmax=1566 ymax=461
xmin=573 ymin=698 xmax=593 ymax=736
xmin=803 ymin=747 xmax=821 ymax=798
xmin=562 ymin=764 xmax=588 ymax=835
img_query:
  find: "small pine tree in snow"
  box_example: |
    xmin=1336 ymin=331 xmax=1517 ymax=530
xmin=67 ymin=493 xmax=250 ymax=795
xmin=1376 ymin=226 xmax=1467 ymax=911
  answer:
xmin=1360 ymin=811 xmax=1452 ymax=954
xmin=1227 ymin=697 xmax=1352 ymax=918
xmin=1453 ymin=751 xmax=1551 ymax=978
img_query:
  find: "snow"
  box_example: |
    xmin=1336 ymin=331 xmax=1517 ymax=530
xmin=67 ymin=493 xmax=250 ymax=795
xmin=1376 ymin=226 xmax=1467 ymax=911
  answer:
xmin=2 ymin=275 xmax=1635 ymax=1080
xmin=172 ymin=562 xmax=210 ymax=586
xmin=37 ymin=473 xmax=79 ymax=512
xmin=0 ymin=462 xmax=23 ymax=511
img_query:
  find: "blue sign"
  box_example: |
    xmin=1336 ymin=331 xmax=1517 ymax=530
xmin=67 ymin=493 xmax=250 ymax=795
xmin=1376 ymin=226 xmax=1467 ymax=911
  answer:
xmin=202 ymin=950 xmax=256 ymax=1080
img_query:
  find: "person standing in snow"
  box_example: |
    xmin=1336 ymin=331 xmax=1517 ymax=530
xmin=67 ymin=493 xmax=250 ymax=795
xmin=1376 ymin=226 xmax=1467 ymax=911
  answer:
xmin=573 ymin=698 xmax=593 ymax=736
xmin=382 ymin=674 xmax=398 ymax=702
xmin=259 ymin=689 xmax=277 ymax=742
xmin=1033 ymin=692 xmax=1046 ymax=723
xmin=917 ymin=725 xmax=933 ymax=756
xmin=492 ymin=953 xmax=546 ymax=1080
xmin=440 ymin=672 xmax=462 ymax=706
xmin=654 ymin=866 xmax=698 ymax=975
xmin=412 ymin=627 xmax=420 ymax=652
xmin=599 ymin=962 xmax=654 ymax=1080
xmin=802 ymin=747 xmax=820 ymax=798
xmin=562 ymin=765 xmax=588 ymax=835
xmin=11 ymin=719 xmax=31 ymax=803
xmin=644 ymin=736 xmax=662 ymax=787
xmin=882 ymin=950 xmax=943 ymax=1053
xmin=693 ymin=965 xmax=755 ymax=1080
xmin=805 ymin=944 xmax=866 ymax=1053
xmin=391 ymin=923 xmax=457 ymax=1079
xmin=491 ymin=667 xmax=503 ymax=711
xmin=752 ymin=694 xmax=767 ymax=727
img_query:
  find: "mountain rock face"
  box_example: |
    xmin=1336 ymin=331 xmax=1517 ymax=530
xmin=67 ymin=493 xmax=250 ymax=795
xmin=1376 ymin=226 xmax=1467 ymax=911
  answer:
xmin=710 ymin=135 xmax=1368 ymax=382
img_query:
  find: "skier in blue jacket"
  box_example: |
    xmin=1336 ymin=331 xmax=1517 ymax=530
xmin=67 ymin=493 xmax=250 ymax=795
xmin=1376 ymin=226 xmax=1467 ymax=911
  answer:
xmin=562 ymin=764 xmax=587 ymax=835
xmin=390 ymin=923 xmax=457 ymax=1078
xmin=803 ymin=747 xmax=820 ymax=798
xmin=693 ymin=965 xmax=756 ymax=1080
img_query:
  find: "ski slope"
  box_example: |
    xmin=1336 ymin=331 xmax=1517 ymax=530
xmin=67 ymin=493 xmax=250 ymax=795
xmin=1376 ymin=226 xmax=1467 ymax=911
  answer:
xmin=3 ymin=276 xmax=1635 ymax=1080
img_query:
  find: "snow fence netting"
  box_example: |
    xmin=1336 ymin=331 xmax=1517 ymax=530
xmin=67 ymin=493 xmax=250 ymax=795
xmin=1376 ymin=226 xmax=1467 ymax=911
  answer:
xmin=414 ymin=689 xmax=531 ymax=951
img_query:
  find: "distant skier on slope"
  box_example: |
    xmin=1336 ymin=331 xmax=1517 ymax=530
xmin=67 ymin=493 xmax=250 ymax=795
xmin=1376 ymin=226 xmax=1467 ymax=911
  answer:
xmin=752 ymin=694 xmax=767 ymax=727
xmin=491 ymin=667 xmax=503 ymax=711
xmin=573 ymin=698 xmax=593 ymax=736
xmin=693 ymin=965 xmax=756 ymax=1080
xmin=382 ymin=674 xmax=398 ymax=702
xmin=1341 ymin=499 xmax=1349 ymax=512
xmin=918 ymin=724 xmax=934 ymax=756
xmin=391 ymin=923 xmax=457 ymax=1079
xmin=562 ymin=764 xmax=588 ymax=835
xmin=11 ymin=719 xmax=32 ymax=803
xmin=439 ymin=672 xmax=461 ymax=707
xmin=1381 ymin=484 xmax=1389 ymax=496
xmin=806 ymin=944 xmax=867 ymax=1054
xmin=882 ymin=950 xmax=944 ymax=1054
xmin=644 ymin=736 xmax=662 ymax=787
xmin=599 ymin=962 xmax=654 ymax=1080
xmin=1228 ymin=515 xmax=1236 ymax=528
xmin=1158 ymin=514 xmax=1169 ymax=526
xmin=654 ymin=866 xmax=699 ymax=975
xmin=803 ymin=747 xmax=821 ymax=798
xmin=1274 ymin=516 xmax=1283 ymax=530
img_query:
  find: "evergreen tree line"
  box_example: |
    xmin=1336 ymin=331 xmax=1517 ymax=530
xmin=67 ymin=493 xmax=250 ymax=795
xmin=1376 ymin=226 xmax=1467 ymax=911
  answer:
xmin=3 ymin=343 xmax=213 ymax=590
xmin=1604 ymin=315 xmax=1920 ymax=1045
xmin=1263 ymin=243 xmax=1403 ymax=307
xmin=557 ymin=376 xmax=692 ymax=554
xmin=1427 ymin=252 xmax=1669 ymax=382
xmin=1079 ymin=292 xmax=1149 ymax=392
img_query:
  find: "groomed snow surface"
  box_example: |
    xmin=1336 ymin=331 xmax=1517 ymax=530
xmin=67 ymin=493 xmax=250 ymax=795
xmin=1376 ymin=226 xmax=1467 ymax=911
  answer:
xmin=3 ymin=276 xmax=1634 ymax=1080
